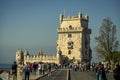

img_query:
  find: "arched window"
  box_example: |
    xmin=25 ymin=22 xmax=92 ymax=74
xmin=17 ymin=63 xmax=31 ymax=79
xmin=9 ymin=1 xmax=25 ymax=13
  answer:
xmin=68 ymin=41 xmax=73 ymax=49
xmin=68 ymin=50 xmax=71 ymax=54
xmin=69 ymin=25 xmax=72 ymax=29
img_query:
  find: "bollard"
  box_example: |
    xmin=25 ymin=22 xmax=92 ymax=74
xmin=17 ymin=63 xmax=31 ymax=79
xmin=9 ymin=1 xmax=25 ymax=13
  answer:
xmin=66 ymin=69 xmax=71 ymax=80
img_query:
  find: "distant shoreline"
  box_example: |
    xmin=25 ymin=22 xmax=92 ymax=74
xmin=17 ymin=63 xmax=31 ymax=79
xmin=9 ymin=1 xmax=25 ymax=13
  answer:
xmin=0 ymin=64 xmax=11 ymax=71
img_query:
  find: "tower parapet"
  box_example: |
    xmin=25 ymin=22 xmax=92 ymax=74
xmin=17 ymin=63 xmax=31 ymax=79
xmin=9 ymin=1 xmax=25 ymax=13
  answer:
xmin=60 ymin=12 xmax=88 ymax=22
xmin=59 ymin=12 xmax=89 ymax=29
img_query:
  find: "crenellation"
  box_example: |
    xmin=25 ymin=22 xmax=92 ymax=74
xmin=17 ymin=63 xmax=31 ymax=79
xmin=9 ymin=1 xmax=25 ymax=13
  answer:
xmin=61 ymin=12 xmax=89 ymax=23
xmin=16 ymin=49 xmax=61 ymax=64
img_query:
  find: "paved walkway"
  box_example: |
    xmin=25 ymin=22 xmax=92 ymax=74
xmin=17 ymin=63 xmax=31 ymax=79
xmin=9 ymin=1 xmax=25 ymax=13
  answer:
xmin=70 ymin=70 xmax=114 ymax=80
xmin=10 ymin=72 xmax=44 ymax=80
xmin=71 ymin=70 xmax=97 ymax=80
xmin=10 ymin=69 xmax=56 ymax=80
xmin=9 ymin=69 xmax=114 ymax=80
xmin=37 ymin=69 xmax=67 ymax=80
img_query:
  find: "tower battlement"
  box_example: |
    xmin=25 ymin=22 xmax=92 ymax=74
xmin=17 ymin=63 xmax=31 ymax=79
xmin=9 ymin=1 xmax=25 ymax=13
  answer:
xmin=16 ymin=49 xmax=61 ymax=64
xmin=60 ymin=12 xmax=89 ymax=24
xmin=59 ymin=12 xmax=89 ymax=28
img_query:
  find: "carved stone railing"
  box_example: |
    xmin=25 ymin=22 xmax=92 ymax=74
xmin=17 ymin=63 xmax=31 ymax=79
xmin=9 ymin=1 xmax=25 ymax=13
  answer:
xmin=57 ymin=27 xmax=83 ymax=33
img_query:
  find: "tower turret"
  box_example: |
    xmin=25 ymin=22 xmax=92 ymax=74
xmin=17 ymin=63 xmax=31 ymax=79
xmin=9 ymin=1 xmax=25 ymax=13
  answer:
xmin=16 ymin=49 xmax=24 ymax=64
xmin=78 ymin=12 xmax=82 ymax=18
xmin=85 ymin=14 xmax=89 ymax=21
xmin=60 ymin=13 xmax=63 ymax=23
xmin=24 ymin=49 xmax=29 ymax=56
xmin=38 ymin=50 xmax=43 ymax=56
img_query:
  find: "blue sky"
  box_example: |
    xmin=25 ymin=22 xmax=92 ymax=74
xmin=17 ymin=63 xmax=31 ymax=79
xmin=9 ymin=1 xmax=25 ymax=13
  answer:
xmin=0 ymin=0 xmax=120 ymax=64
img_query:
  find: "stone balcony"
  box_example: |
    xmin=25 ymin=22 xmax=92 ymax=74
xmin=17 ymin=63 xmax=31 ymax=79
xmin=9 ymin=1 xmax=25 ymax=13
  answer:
xmin=57 ymin=27 xmax=83 ymax=33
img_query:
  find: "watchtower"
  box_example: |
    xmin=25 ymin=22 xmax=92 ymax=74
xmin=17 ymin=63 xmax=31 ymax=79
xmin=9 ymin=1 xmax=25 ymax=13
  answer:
xmin=57 ymin=12 xmax=92 ymax=63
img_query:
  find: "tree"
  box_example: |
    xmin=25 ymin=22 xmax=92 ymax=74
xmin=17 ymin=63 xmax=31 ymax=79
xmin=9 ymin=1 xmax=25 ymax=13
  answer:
xmin=95 ymin=17 xmax=119 ymax=64
xmin=112 ymin=51 xmax=120 ymax=64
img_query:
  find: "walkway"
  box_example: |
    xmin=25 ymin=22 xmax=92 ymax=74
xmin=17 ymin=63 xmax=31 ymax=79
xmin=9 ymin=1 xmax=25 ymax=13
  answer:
xmin=10 ymin=69 xmax=56 ymax=80
xmin=8 ymin=69 xmax=114 ymax=80
xmin=37 ymin=69 xmax=67 ymax=80
xmin=37 ymin=69 xmax=114 ymax=80
xmin=70 ymin=70 xmax=114 ymax=80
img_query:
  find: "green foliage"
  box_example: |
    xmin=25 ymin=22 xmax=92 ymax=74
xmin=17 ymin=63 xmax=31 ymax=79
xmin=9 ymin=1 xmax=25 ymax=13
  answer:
xmin=95 ymin=17 xmax=119 ymax=62
xmin=112 ymin=51 xmax=120 ymax=64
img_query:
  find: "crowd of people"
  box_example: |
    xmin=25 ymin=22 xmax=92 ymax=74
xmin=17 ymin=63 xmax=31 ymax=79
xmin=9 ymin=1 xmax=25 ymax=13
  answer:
xmin=68 ymin=62 xmax=120 ymax=80
xmin=11 ymin=61 xmax=59 ymax=80
xmin=11 ymin=61 xmax=120 ymax=80
xmin=68 ymin=62 xmax=91 ymax=72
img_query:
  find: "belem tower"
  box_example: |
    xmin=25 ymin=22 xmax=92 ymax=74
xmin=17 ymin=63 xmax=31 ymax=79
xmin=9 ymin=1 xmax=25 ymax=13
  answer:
xmin=16 ymin=12 xmax=92 ymax=65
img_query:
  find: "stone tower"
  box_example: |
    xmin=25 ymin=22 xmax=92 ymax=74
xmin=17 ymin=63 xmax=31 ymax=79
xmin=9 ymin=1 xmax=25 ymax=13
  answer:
xmin=57 ymin=12 xmax=92 ymax=63
xmin=16 ymin=49 xmax=24 ymax=64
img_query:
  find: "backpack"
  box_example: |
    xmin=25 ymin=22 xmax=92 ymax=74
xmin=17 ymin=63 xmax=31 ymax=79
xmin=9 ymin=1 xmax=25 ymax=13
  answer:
xmin=25 ymin=66 xmax=30 ymax=75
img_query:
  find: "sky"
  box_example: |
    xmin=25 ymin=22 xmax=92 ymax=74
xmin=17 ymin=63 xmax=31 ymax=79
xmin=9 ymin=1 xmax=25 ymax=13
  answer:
xmin=0 ymin=0 xmax=120 ymax=64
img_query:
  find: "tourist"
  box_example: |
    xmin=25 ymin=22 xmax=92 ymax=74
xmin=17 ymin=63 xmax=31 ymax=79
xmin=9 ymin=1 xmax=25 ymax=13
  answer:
xmin=21 ymin=64 xmax=26 ymax=80
xmin=38 ymin=62 xmax=42 ymax=75
xmin=81 ymin=62 xmax=85 ymax=72
xmin=25 ymin=63 xmax=30 ymax=80
xmin=78 ymin=63 xmax=82 ymax=71
xmin=33 ymin=62 xmax=37 ymax=75
xmin=84 ymin=62 xmax=87 ymax=71
xmin=31 ymin=63 xmax=34 ymax=74
xmin=41 ymin=63 xmax=45 ymax=75
xmin=68 ymin=62 xmax=72 ymax=69
xmin=11 ymin=61 xmax=17 ymax=80
xmin=47 ymin=63 xmax=51 ymax=76
xmin=29 ymin=63 xmax=33 ymax=74
xmin=105 ymin=63 xmax=110 ymax=73
xmin=92 ymin=62 xmax=95 ymax=72
xmin=113 ymin=64 xmax=120 ymax=80
xmin=86 ymin=62 xmax=90 ymax=71
xmin=96 ymin=62 xmax=107 ymax=80
xmin=73 ymin=64 xmax=77 ymax=71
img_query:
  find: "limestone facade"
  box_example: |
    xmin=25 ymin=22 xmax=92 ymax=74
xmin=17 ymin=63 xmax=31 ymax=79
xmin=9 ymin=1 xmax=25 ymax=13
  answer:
xmin=16 ymin=49 xmax=61 ymax=64
xmin=57 ymin=12 xmax=92 ymax=63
